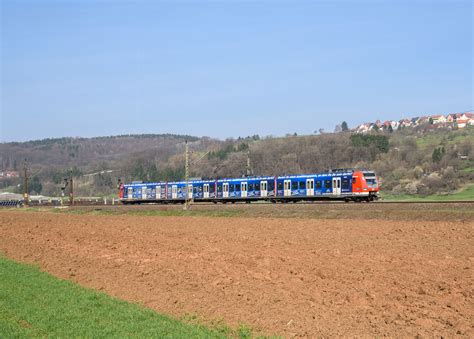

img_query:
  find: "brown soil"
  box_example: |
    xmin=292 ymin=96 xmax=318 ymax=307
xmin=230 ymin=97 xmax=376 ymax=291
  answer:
xmin=0 ymin=210 xmax=473 ymax=337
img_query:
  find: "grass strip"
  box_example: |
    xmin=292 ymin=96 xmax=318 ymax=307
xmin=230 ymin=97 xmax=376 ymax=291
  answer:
xmin=0 ymin=256 xmax=227 ymax=338
xmin=381 ymin=184 xmax=474 ymax=201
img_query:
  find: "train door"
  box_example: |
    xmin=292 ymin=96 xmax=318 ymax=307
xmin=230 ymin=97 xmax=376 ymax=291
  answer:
xmin=260 ymin=181 xmax=268 ymax=197
xmin=127 ymin=187 xmax=133 ymax=200
xmin=223 ymin=182 xmax=229 ymax=198
xmin=332 ymin=177 xmax=341 ymax=196
xmin=155 ymin=185 xmax=161 ymax=199
xmin=284 ymin=180 xmax=292 ymax=197
xmin=172 ymin=185 xmax=178 ymax=199
xmin=241 ymin=182 xmax=247 ymax=198
xmin=306 ymin=179 xmax=314 ymax=196
xmin=141 ymin=186 xmax=147 ymax=199
xmin=203 ymin=184 xmax=209 ymax=198
xmin=187 ymin=184 xmax=193 ymax=199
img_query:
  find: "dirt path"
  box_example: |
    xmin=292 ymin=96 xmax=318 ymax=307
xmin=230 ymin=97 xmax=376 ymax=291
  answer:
xmin=0 ymin=210 xmax=472 ymax=337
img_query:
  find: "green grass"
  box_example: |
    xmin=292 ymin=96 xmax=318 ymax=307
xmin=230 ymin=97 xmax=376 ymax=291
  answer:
xmin=382 ymin=184 xmax=474 ymax=201
xmin=414 ymin=128 xmax=474 ymax=149
xmin=0 ymin=256 xmax=231 ymax=338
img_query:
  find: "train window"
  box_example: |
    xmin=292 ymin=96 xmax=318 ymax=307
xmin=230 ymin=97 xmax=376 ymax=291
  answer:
xmin=325 ymin=180 xmax=331 ymax=189
xmin=235 ymin=184 xmax=240 ymax=191
xmin=342 ymin=179 xmax=350 ymax=189
xmin=366 ymin=179 xmax=377 ymax=187
xmin=277 ymin=182 xmax=283 ymax=190
xmin=255 ymin=183 xmax=260 ymax=191
xmin=316 ymin=181 xmax=322 ymax=189
xmin=230 ymin=184 xmax=234 ymax=191
xmin=292 ymin=181 xmax=298 ymax=190
xmin=193 ymin=186 xmax=198 ymax=193
xmin=217 ymin=185 xmax=222 ymax=192
xmin=209 ymin=184 xmax=215 ymax=193
xmin=248 ymin=183 xmax=254 ymax=191
xmin=299 ymin=181 xmax=305 ymax=189
xmin=268 ymin=181 xmax=274 ymax=191
xmin=352 ymin=178 xmax=357 ymax=184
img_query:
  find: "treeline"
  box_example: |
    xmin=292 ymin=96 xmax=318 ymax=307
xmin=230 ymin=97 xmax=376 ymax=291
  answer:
xmin=3 ymin=133 xmax=198 ymax=147
xmin=1 ymin=128 xmax=473 ymax=197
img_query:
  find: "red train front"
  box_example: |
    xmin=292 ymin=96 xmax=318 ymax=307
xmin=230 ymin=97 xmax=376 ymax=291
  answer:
xmin=351 ymin=170 xmax=380 ymax=201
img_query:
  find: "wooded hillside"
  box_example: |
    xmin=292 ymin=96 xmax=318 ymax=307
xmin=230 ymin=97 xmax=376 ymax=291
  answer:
xmin=1 ymin=128 xmax=473 ymax=197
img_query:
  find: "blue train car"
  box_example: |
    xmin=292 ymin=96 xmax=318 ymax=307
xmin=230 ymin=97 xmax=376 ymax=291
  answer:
xmin=120 ymin=169 xmax=379 ymax=204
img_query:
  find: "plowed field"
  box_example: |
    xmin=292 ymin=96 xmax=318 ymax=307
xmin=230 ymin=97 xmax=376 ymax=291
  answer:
xmin=1 ymin=209 xmax=472 ymax=337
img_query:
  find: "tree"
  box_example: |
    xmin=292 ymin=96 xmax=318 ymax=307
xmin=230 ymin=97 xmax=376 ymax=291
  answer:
xmin=18 ymin=176 xmax=42 ymax=195
xmin=334 ymin=124 xmax=342 ymax=133
xmin=350 ymin=134 xmax=390 ymax=153
xmin=432 ymin=147 xmax=445 ymax=163
xmin=341 ymin=121 xmax=349 ymax=131
xmin=388 ymin=125 xmax=393 ymax=133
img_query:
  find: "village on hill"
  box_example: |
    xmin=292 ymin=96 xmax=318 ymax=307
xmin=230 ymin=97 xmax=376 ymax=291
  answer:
xmin=355 ymin=111 xmax=473 ymax=133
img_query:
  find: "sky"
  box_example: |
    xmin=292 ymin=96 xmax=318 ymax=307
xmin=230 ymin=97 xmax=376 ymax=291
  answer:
xmin=1 ymin=0 xmax=472 ymax=142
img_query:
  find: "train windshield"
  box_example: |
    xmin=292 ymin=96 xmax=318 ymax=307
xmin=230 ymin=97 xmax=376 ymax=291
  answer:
xmin=363 ymin=172 xmax=377 ymax=188
xmin=366 ymin=178 xmax=377 ymax=187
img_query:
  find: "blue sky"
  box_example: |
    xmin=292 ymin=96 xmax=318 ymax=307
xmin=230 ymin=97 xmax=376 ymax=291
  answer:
xmin=1 ymin=0 xmax=472 ymax=141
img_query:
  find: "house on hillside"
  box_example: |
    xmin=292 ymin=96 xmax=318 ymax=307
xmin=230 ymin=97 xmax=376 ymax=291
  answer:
xmin=455 ymin=113 xmax=474 ymax=129
xmin=456 ymin=118 xmax=470 ymax=129
xmin=399 ymin=118 xmax=412 ymax=128
xmin=411 ymin=117 xmax=420 ymax=126
xmin=417 ymin=116 xmax=430 ymax=125
xmin=0 ymin=170 xmax=19 ymax=178
xmin=381 ymin=120 xmax=399 ymax=130
xmin=355 ymin=123 xmax=372 ymax=133
xmin=430 ymin=115 xmax=447 ymax=124
xmin=447 ymin=113 xmax=462 ymax=123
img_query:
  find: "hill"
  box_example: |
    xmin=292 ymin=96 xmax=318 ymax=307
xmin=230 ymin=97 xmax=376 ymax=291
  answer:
xmin=1 ymin=128 xmax=473 ymax=198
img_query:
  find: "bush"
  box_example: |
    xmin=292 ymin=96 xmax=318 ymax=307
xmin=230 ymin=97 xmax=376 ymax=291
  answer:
xmin=350 ymin=134 xmax=390 ymax=153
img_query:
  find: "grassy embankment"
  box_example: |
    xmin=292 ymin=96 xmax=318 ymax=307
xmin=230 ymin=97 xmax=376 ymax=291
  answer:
xmin=0 ymin=256 xmax=253 ymax=338
xmin=382 ymin=184 xmax=474 ymax=201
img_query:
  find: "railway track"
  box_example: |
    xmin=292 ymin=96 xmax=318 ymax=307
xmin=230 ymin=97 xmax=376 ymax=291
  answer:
xmin=5 ymin=199 xmax=471 ymax=208
xmin=142 ymin=200 xmax=474 ymax=205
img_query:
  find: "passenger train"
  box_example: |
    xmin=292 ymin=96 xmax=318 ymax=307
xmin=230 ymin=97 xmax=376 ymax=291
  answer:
xmin=119 ymin=169 xmax=380 ymax=204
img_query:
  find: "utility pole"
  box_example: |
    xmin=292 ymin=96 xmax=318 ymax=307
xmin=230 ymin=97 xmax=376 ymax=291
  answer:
xmin=182 ymin=141 xmax=210 ymax=210
xmin=184 ymin=140 xmax=190 ymax=210
xmin=69 ymin=169 xmax=74 ymax=206
xmin=23 ymin=160 xmax=29 ymax=206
